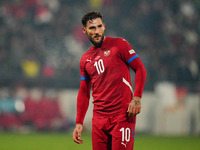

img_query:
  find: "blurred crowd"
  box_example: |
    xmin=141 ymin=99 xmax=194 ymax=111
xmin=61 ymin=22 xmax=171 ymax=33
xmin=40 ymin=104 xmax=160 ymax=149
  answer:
xmin=0 ymin=86 xmax=67 ymax=131
xmin=0 ymin=0 xmax=199 ymax=92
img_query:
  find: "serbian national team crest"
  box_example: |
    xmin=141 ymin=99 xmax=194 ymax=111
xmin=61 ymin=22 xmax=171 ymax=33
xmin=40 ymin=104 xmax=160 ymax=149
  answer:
xmin=104 ymin=50 xmax=111 ymax=57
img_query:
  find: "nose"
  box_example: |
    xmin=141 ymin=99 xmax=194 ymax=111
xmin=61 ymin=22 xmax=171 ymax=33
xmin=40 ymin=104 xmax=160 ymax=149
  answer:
xmin=94 ymin=27 xmax=100 ymax=34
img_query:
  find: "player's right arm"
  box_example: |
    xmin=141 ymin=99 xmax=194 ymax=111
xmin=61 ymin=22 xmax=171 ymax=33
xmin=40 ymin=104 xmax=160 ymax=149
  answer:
xmin=73 ymin=57 xmax=91 ymax=144
xmin=73 ymin=123 xmax=83 ymax=144
xmin=73 ymin=78 xmax=91 ymax=144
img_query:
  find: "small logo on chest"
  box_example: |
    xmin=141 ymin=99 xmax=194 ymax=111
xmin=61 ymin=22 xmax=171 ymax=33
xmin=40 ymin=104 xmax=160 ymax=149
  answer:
xmin=86 ymin=58 xmax=92 ymax=62
xmin=95 ymin=55 xmax=101 ymax=61
xmin=104 ymin=50 xmax=111 ymax=57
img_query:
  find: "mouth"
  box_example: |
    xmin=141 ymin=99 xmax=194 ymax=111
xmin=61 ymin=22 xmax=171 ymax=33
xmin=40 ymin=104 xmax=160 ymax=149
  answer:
xmin=89 ymin=34 xmax=104 ymax=48
xmin=94 ymin=35 xmax=101 ymax=40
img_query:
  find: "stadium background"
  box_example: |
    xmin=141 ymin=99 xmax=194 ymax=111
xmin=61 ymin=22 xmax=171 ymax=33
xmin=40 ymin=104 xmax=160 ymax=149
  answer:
xmin=0 ymin=0 xmax=200 ymax=150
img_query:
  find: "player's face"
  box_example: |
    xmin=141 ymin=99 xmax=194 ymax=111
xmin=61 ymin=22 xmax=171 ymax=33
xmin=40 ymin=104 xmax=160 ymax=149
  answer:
xmin=83 ymin=18 xmax=105 ymax=47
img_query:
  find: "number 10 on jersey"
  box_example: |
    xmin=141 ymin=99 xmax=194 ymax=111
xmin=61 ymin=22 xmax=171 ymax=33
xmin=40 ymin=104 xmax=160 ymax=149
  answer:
xmin=94 ymin=59 xmax=105 ymax=74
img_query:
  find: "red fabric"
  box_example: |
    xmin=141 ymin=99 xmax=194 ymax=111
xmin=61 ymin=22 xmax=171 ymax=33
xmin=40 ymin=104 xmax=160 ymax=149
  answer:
xmin=76 ymin=80 xmax=91 ymax=124
xmin=76 ymin=37 xmax=146 ymax=124
xmin=129 ymin=59 xmax=146 ymax=97
xmin=92 ymin=114 xmax=136 ymax=150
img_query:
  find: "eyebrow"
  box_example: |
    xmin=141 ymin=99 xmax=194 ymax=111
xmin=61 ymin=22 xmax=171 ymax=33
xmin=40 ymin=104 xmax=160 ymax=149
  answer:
xmin=88 ymin=23 xmax=103 ymax=29
xmin=89 ymin=26 xmax=96 ymax=29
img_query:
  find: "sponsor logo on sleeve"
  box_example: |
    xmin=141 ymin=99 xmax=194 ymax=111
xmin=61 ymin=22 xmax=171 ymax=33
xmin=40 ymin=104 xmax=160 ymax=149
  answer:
xmin=129 ymin=49 xmax=135 ymax=54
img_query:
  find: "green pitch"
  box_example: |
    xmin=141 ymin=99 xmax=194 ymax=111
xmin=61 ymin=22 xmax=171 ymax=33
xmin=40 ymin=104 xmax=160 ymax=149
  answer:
xmin=0 ymin=132 xmax=199 ymax=150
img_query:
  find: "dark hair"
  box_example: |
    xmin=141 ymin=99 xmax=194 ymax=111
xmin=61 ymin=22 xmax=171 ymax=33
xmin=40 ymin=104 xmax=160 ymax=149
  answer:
xmin=81 ymin=11 xmax=103 ymax=27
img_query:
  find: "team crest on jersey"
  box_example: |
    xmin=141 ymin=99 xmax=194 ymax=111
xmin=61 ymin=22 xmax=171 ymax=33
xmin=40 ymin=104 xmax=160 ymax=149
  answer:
xmin=104 ymin=50 xmax=111 ymax=57
xmin=129 ymin=49 xmax=135 ymax=54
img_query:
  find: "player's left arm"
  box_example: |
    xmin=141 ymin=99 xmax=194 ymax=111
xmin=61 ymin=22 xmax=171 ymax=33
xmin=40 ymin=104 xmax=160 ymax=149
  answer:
xmin=128 ymin=58 xmax=146 ymax=117
xmin=119 ymin=38 xmax=147 ymax=117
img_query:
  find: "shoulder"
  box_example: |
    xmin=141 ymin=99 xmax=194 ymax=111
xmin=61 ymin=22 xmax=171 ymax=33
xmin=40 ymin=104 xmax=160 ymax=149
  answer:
xmin=107 ymin=37 xmax=132 ymax=50
xmin=106 ymin=36 xmax=124 ymax=42
xmin=80 ymin=53 xmax=87 ymax=66
xmin=80 ymin=47 xmax=92 ymax=67
xmin=106 ymin=37 xmax=130 ymax=46
xmin=117 ymin=37 xmax=130 ymax=45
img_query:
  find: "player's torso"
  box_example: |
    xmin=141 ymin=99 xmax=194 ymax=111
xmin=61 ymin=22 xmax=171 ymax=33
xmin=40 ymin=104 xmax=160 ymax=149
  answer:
xmin=84 ymin=42 xmax=126 ymax=89
xmin=82 ymin=37 xmax=133 ymax=116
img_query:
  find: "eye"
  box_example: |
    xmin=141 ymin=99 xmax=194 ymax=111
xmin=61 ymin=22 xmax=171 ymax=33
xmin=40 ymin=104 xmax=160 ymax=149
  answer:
xmin=89 ymin=26 xmax=95 ymax=30
xmin=98 ymin=24 xmax=102 ymax=28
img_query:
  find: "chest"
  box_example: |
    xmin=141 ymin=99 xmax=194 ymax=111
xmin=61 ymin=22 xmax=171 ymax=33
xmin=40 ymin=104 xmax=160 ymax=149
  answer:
xmin=85 ymin=47 xmax=124 ymax=78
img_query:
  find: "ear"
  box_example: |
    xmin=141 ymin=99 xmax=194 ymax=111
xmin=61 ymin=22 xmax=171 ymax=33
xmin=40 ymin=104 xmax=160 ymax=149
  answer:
xmin=82 ymin=27 xmax=86 ymax=34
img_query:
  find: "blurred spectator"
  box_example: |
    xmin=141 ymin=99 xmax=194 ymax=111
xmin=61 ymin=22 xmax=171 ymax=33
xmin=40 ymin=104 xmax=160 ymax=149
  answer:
xmin=176 ymin=57 xmax=192 ymax=85
xmin=21 ymin=53 xmax=40 ymax=78
xmin=88 ymin=0 xmax=103 ymax=10
xmin=0 ymin=88 xmax=24 ymax=130
xmin=20 ymin=88 xmax=65 ymax=130
xmin=0 ymin=0 xmax=199 ymax=91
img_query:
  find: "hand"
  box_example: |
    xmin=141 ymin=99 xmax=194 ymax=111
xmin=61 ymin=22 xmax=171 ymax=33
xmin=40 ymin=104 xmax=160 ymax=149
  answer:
xmin=73 ymin=124 xmax=84 ymax=144
xmin=127 ymin=97 xmax=141 ymax=117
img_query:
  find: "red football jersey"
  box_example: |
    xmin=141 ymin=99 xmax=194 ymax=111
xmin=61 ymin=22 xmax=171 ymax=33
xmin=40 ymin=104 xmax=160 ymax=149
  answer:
xmin=79 ymin=37 xmax=143 ymax=117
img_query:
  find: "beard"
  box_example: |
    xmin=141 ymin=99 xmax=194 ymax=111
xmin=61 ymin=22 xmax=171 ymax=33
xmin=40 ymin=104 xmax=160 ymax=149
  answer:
xmin=89 ymin=34 xmax=104 ymax=48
